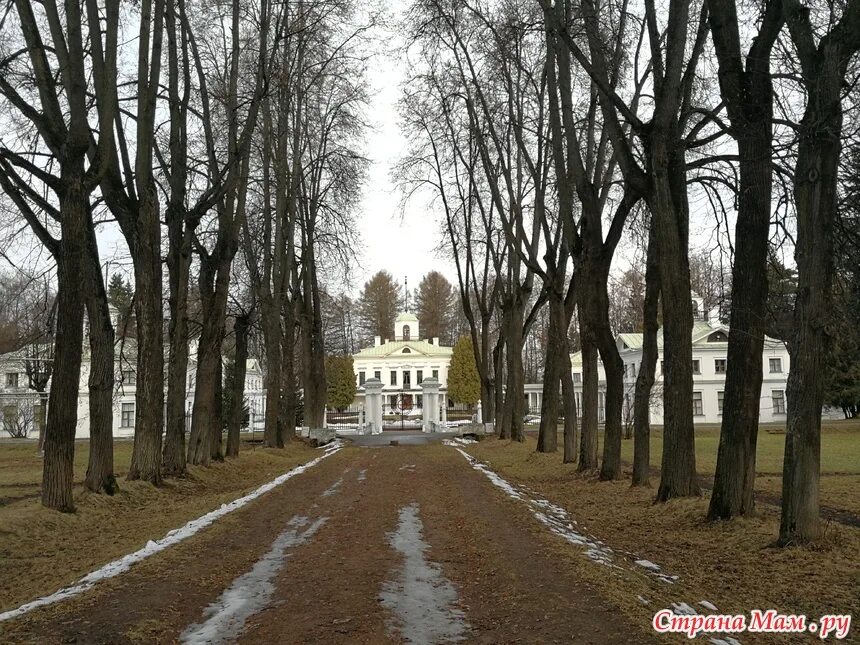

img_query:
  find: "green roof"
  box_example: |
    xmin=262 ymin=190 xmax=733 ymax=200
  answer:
xmin=353 ymin=339 xmax=452 ymax=358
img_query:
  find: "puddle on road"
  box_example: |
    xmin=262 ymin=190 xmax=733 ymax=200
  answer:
xmin=380 ymin=503 xmax=469 ymax=644
xmin=180 ymin=515 xmax=328 ymax=644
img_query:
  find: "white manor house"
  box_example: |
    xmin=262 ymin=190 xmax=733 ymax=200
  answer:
xmin=351 ymin=312 xmax=458 ymax=418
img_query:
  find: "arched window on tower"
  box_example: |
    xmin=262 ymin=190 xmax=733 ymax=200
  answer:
xmin=403 ymin=325 xmax=410 ymax=340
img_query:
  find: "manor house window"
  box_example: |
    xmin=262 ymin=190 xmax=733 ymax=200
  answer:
xmin=772 ymin=390 xmax=786 ymax=415
xmin=121 ymin=402 xmax=135 ymax=428
xmin=692 ymin=391 xmax=704 ymax=416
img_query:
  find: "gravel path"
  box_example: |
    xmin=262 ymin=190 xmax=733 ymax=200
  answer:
xmin=1 ymin=444 xmax=652 ymax=644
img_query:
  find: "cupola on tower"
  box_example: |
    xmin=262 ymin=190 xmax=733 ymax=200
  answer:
xmin=394 ymin=312 xmax=419 ymax=341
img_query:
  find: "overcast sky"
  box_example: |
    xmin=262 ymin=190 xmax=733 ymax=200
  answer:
xmin=349 ymin=15 xmax=458 ymax=298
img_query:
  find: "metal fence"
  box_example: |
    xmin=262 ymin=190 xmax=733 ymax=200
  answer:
xmin=325 ymin=405 xmax=365 ymax=432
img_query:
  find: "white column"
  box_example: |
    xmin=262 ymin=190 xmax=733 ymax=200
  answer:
xmin=421 ymin=378 xmax=440 ymax=432
xmin=476 ymin=400 xmax=483 ymax=424
xmin=441 ymin=393 xmax=447 ymax=424
xmin=364 ymin=379 xmax=383 ymax=434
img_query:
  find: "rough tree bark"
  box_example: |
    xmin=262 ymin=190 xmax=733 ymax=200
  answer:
xmin=778 ymin=0 xmax=860 ymax=544
xmin=162 ymin=0 xmax=194 ymax=477
xmin=578 ymin=331 xmax=600 ymax=471
xmin=647 ymin=134 xmax=699 ymax=501
xmin=41 ymin=172 xmax=88 ymax=512
xmin=560 ymin=328 xmax=579 ymax=464
xmin=226 ymin=314 xmax=250 ymax=458
xmin=299 ymin=235 xmax=327 ymax=429
xmin=632 ymin=229 xmax=660 ymax=486
xmin=707 ymin=0 xmax=783 ymax=520
xmin=537 ymin=290 xmax=566 ymax=452
xmin=83 ymin=221 xmax=117 ymax=495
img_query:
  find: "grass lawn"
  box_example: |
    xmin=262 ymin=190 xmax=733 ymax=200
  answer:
xmin=527 ymin=418 xmax=860 ymax=516
xmin=464 ymin=436 xmax=860 ymax=644
xmin=0 ymin=437 xmax=319 ymax=614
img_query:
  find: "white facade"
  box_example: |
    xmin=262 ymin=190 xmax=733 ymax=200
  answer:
xmin=525 ymin=294 xmax=804 ymax=426
xmin=0 ymin=344 xmax=267 ymax=439
xmin=613 ymin=308 xmax=791 ymax=426
xmin=352 ymin=312 xmax=454 ymax=414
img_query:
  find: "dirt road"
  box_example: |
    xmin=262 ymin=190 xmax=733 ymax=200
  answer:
xmin=0 ymin=439 xmax=652 ymax=644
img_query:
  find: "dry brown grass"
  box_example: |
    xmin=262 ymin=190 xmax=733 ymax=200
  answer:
xmin=0 ymin=440 xmax=318 ymax=613
xmin=465 ymin=437 xmax=860 ymax=644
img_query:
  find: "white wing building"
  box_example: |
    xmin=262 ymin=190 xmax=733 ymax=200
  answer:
xmin=614 ymin=295 xmax=791 ymax=425
xmin=525 ymin=293 xmax=794 ymax=425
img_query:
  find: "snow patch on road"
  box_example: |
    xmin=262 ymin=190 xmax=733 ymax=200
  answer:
xmin=381 ymin=503 xmax=469 ymax=644
xmin=442 ymin=437 xmax=477 ymax=446
xmin=453 ymin=448 xmax=616 ymax=567
xmin=322 ymin=476 xmax=344 ymax=497
xmin=452 ymin=449 xmax=739 ymax=643
xmin=357 ymin=469 xmax=367 ymax=482
xmin=180 ymin=515 xmax=327 ymax=644
xmin=0 ymin=447 xmax=341 ymax=623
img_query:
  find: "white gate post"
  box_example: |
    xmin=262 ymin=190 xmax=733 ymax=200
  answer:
xmin=363 ymin=379 xmax=383 ymax=435
xmin=476 ymin=400 xmax=483 ymax=424
xmin=421 ymin=378 xmax=439 ymax=433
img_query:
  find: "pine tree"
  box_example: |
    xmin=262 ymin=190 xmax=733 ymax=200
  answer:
xmin=356 ymin=271 xmax=402 ymax=343
xmin=447 ymin=336 xmax=480 ymax=408
xmin=414 ymin=271 xmax=455 ymax=343
xmin=107 ymin=274 xmax=135 ymax=337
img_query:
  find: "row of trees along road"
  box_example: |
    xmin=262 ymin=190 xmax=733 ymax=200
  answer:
xmin=0 ymin=0 xmax=375 ymax=511
xmin=396 ymin=0 xmax=860 ymax=545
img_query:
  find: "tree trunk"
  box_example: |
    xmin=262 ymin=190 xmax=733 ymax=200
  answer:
xmin=560 ymin=346 xmax=578 ymax=463
xmin=127 ymin=194 xmax=164 ymax=485
xmin=42 ymin=170 xmax=89 ymax=512
xmin=212 ymin=352 xmax=224 ymax=461
xmin=708 ymin=133 xmax=772 ymax=517
xmin=161 ymin=0 xmax=191 ymax=477
xmin=647 ymin=134 xmax=699 ymax=501
xmin=506 ymin=300 xmax=526 ymax=442
xmin=632 ymin=230 xmax=660 ymax=486
xmin=163 ymin=214 xmax=192 ymax=475
xmin=588 ymin=261 xmax=624 ymax=480
xmin=779 ymin=46 xmax=844 ymax=545
xmin=226 ymin=314 xmax=250 ymax=458
xmin=261 ymin=298 xmax=283 ymax=447
xmin=578 ymin=328 xmax=599 ymax=471
xmin=279 ymin=307 xmax=297 ymax=444
xmin=479 ymin=312 xmax=496 ymax=424
xmin=537 ymin=291 xmax=565 ymax=452
xmin=495 ymin=310 xmax=511 ymax=440
xmin=300 ymin=244 xmax=326 ymax=428
xmin=83 ymin=222 xmax=117 ymax=495
xmin=705 ymin=0 xmax=782 ymax=521
xmin=188 ymin=249 xmax=232 ymax=465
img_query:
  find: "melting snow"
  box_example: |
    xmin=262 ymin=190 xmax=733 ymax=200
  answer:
xmin=380 ymin=503 xmax=469 ymax=643
xmin=357 ymin=469 xmax=367 ymax=482
xmin=0 ymin=447 xmax=341 ymax=623
xmin=635 ymin=559 xmax=661 ymax=572
xmin=180 ymin=515 xmax=327 ymax=644
xmin=451 ymin=449 xmax=737 ymax=642
xmin=322 ymin=477 xmax=344 ymax=497
xmin=700 ymin=600 xmax=718 ymax=611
